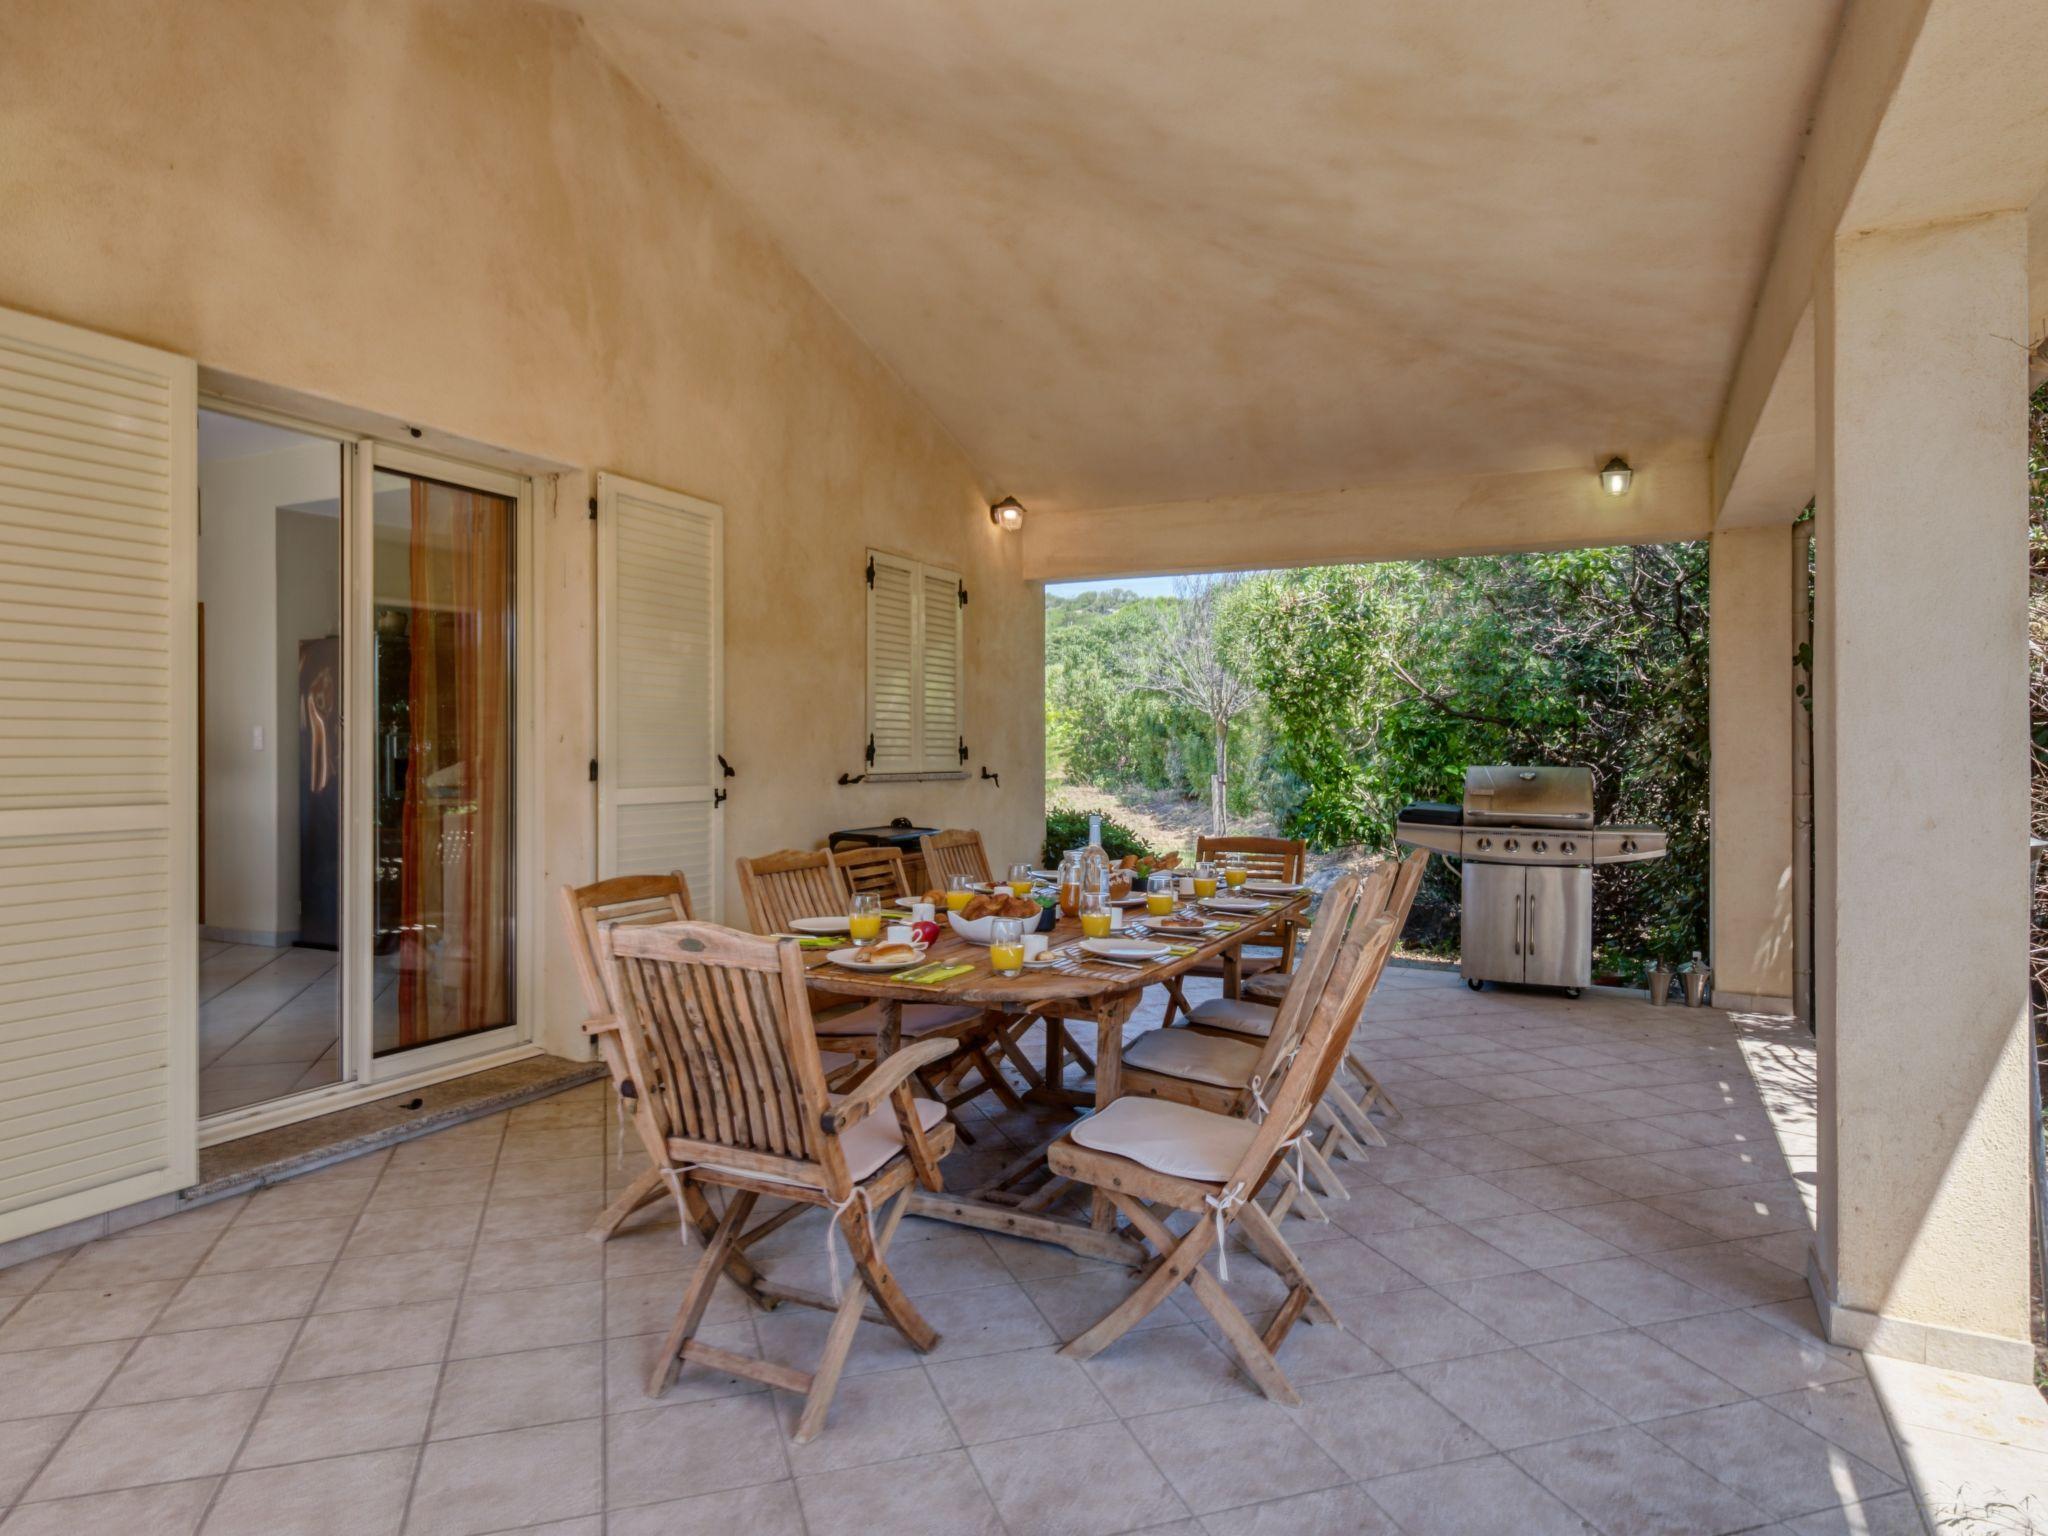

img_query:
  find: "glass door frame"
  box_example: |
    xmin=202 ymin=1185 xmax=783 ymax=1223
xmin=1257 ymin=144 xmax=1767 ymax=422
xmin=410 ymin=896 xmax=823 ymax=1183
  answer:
xmin=347 ymin=440 xmax=539 ymax=1087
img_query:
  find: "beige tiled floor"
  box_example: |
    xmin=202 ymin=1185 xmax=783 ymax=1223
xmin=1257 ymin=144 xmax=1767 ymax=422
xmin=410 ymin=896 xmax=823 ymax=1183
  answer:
xmin=3 ymin=967 xmax=2042 ymax=1534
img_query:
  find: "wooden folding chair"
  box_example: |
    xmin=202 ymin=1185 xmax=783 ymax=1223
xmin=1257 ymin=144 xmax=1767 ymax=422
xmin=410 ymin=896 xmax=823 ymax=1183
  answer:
xmin=918 ymin=827 xmax=994 ymax=890
xmin=1157 ymin=834 xmax=1308 ymax=1026
xmin=1045 ymin=914 xmax=1398 ymax=1404
xmin=736 ymin=848 xmax=1017 ymax=1137
xmin=605 ymin=920 xmax=958 ymax=1442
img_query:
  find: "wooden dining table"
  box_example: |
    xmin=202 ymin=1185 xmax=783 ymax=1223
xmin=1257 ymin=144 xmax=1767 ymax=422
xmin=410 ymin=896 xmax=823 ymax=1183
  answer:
xmin=801 ymin=889 xmax=1311 ymax=1264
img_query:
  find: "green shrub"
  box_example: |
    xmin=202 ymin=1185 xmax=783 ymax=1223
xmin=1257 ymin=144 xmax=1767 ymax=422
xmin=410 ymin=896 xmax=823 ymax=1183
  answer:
xmin=1042 ymin=804 xmax=1153 ymax=867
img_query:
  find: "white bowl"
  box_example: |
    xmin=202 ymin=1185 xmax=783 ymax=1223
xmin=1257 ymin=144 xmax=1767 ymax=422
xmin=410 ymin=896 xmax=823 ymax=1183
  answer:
xmin=948 ymin=909 xmax=1052 ymax=945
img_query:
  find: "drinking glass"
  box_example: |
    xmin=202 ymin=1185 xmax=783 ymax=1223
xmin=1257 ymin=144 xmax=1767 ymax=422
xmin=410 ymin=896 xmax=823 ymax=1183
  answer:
xmin=1079 ymin=890 xmax=1111 ymax=939
xmin=1057 ymin=851 xmax=1084 ymax=916
xmin=1224 ymin=855 xmax=1249 ymax=889
xmin=847 ymin=892 xmax=882 ymax=942
xmin=989 ymin=917 xmax=1025 ymax=976
xmin=946 ymin=874 xmax=975 ymax=912
xmin=1145 ymin=872 xmax=1175 ymax=917
xmin=1193 ymin=861 xmax=1218 ymax=900
xmin=1007 ymin=862 xmax=1034 ymax=898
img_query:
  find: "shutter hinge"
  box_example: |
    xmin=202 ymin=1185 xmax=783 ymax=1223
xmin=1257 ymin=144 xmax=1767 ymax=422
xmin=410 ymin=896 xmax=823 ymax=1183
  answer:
xmin=865 ymin=734 xmax=876 ymax=767
xmin=865 ymin=556 xmax=875 ymax=588
xmin=718 ymin=754 xmax=735 ymax=779
xmin=714 ymin=788 xmax=727 ymax=808
xmin=588 ymin=758 xmax=598 ymax=783
xmin=958 ymin=736 xmax=969 ymax=765
xmin=588 ymin=496 xmax=597 ymax=521
xmin=958 ymin=584 xmax=968 ymax=607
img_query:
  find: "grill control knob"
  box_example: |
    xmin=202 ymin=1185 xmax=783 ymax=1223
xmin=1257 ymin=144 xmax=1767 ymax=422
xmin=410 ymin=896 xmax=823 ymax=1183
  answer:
xmin=1559 ymin=840 xmax=1576 ymax=855
xmin=1532 ymin=839 xmax=1547 ymax=854
xmin=1474 ymin=836 xmax=1492 ymax=852
xmin=1503 ymin=838 xmax=1519 ymax=853
xmin=1622 ymin=838 xmax=1638 ymax=854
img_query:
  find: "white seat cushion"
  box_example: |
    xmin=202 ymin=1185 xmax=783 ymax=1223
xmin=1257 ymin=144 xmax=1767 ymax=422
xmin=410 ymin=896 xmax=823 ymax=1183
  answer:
xmin=1123 ymin=1027 xmax=1261 ymax=1088
xmin=1069 ymin=1096 xmax=1256 ymax=1183
xmin=704 ymin=1094 xmax=948 ymax=1187
xmin=813 ymin=1001 xmax=982 ymax=1038
xmin=1240 ymin=972 xmax=1292 ymax=1004
xmin=1186 ymin=997 xmax=1278 ymax=1038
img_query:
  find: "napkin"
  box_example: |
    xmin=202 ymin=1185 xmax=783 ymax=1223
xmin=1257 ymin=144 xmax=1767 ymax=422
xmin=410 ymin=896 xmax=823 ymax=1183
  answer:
xmin=898 ymin=961 xmax=976 ymax=985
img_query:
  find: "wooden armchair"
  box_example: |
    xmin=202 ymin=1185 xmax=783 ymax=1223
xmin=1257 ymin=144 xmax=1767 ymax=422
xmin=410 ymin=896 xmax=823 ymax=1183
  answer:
xmin=605 ymin=920 xmax=956 ymax=1441
xmin=735 ymin=848 xmax=1022 ymax=1138
xmin=834 ymin=844 xmax=912 ymax=903
xmin=918 ymin=827 xmax=994 ymax=890
xmin=1156 ymin=835 xmax=1309 ymax=1025
xmin=1045 ymin=912 xmax=1397 ymax=1404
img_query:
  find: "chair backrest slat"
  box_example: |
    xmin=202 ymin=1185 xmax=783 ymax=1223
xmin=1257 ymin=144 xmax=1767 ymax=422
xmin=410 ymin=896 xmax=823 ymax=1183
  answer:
xmin=737 ymin=849 xmax=852 ymax=935
xmin=1196 ymin=835 xmax=1306 ymax=883
xmin=608 ymin=922 xmax=827 ymax=1171
xmin=1246 ymin=871 xmax=1367 ymax=1083
xmin=919 ymin=828 xmax=992 ymax=888
xmin=558 ymin=872 xmax=694 ymax=1026
xmin=834 ymin=845 xmax=910 ymax=901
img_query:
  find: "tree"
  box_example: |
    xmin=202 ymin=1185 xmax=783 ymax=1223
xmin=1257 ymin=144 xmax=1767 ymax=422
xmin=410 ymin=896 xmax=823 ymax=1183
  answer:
xmin=1143 ymin=578 xmax=1258 ymax=833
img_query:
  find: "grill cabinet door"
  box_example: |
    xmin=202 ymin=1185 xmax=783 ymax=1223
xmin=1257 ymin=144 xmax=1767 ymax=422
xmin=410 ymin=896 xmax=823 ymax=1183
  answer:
xmin=1521 ymin=865 xmax=1592 ymax=988
xmin=1459 ymin=862 xmax=1526 ymax=985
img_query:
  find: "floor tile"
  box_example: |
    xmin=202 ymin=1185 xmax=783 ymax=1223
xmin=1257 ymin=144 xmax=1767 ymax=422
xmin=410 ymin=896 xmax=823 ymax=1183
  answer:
xmin=0 ymin=1417 xmax=77 ymax=1504
xmin=1434 ymin=1271 xmax=1624 ymax=1346
xmin=1364 ymin=1225 xmax=1525 ymax=1285
xmin=46 ymin=1232 xmax=217 ymax=1290
xmin=1405 ymin=1348 xmax=1623 ymax=1450
xmin=1781 ymin=1492 xmax=1931 ymax=1535
xmin=1544 ymin=1256 xmax=1728 ymax=1325
xmin=314 ymin=1249 xmax=469 ymax=1314
xmin=1526 ymin=1327 xmax=1747 ymax=1419
xmin=1398 ymin=1176 xmax=1537 ymax=1224
xmin=970 ymin=1422 xmax=1189 ymax=1536
xmin=0 ymin=1340 xmax=130 ymax=1419
xmin=100 ymin=1319 xmax=299 ymax=1406
xmin=0 ymin=1282 xmax=177 ymax=1352
xmin=1639 ymin=1238 xmax=1809 ymax=1307
xmin=280 ymin=1297 xmax=454 ymax=1382
xmin=1284 ymin=1371 xmax=1493 ymax=1479
xmin=1124 ymin=1396 xmax=1346 ymax=1514
xmin=1511 ymin=1424 xmax=1771 ymax=1535
xmin=1460 ymin=1211 xmax=1623 ymax=1269
xmin=1076 ymin=1321 xmax=1254 ymax=1414
xmin=1365 ymin=1452 xmax=1594 ymax=1536
xmin=1332 ymin=1287 xmax=1512 ymax=1366
xmin=796 ymin=1448 xmax=1002 ymax=1536
xmin=406 ymin=1418 xmax=604 ymax=1536
xmin=1647 ymin=1309 xmax=1862 ymax=1396
xmin=237 ymin=1363 xmax=438 ymax=1468
xmin=605 ymin=1394 xmax=788 ymax=1508
xmin=775 ymin=1365 xmax=959 ymax=1475
xmin=1645 ymin=1399 xmax=1901 ymax=1519
xmin=0 ymin=1476 xmax=217 ymax=1536
xmin=1552 ymin=1200 xmax=1713 ymax=1255
xmin=607 ymin=1481 xmax=805 ymax=1536
xmin=1025 ymin=1270 xmax=1189 ymax=1342
xmin=431 ymin=1342 xmax=604 ymax=1439
xmin=197 ymin=1216 xmax=352 ymax=1275
xmin=27 ymin=1389 xmax=262 ymax=1500
xmin=926 ymin=1346 xmax=1117 ymax=1443
xmin=153 ymin=1266 xmax=326 ymax=1333
xmin=450 ymin=1281 xmax=604 ymax=1357
xmin=1193 ymin=1484 xmax=1401 ymax=1535
xmin=200 ymin=1446 xmax=414 ymax=1536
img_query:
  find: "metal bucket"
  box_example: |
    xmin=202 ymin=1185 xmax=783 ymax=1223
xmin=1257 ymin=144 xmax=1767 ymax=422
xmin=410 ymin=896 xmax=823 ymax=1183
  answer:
xmin=1647 ymin=967 xmax=1673 ymax=1005
xmin=1682 ymin=969 xmax=1710 ymax=1007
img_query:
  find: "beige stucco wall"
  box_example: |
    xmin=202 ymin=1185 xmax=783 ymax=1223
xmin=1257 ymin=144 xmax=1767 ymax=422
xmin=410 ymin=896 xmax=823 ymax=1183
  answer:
xmin=0 ymin=0 xmax=1045 ymax=1060
xmin=1706 ymin=528 xmax=1794 ymax=1002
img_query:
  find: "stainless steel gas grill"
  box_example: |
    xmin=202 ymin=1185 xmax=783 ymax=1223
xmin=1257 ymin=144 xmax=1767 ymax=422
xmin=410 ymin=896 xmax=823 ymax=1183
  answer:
xmin=1394 ymin=766 xmax=1667 ymax=995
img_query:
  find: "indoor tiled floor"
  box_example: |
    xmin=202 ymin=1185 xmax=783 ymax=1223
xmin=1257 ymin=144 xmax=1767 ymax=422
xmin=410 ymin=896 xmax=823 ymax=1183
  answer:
xmin=197 ymin=941 xmax=342 ymax=1116
xmin=5 ymin=967 xmax=2043 ymax=1535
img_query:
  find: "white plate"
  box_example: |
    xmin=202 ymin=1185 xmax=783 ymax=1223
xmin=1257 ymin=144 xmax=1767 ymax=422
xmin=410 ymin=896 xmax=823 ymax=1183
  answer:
xmin=1080 ymin=938 xmax=1169 ymax=960
xmin=1107 ymin=894 xmax=1149 ymax=908
xmin=1244 ymin=880 xmax=1304 ymax=895
xmin=826 ymin=945 xmax=929 ymax=972
xmin=1201 ymin=896 xmax=1268 ymax=913
xmin=789 ymin=915 xmax=852 ymax=935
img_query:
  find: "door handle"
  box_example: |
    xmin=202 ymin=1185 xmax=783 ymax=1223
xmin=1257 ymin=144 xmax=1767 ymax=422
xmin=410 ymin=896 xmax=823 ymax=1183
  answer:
xmin=1513 ymin=893 xmax=1521 ymax=955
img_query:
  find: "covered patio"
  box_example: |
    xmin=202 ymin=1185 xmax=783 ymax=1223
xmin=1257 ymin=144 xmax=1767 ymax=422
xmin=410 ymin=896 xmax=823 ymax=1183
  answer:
xmin=6 ymin=968 xmax=2038 ymax=1534
xmin=4 ymin=0 xmax=2048 ymax=1531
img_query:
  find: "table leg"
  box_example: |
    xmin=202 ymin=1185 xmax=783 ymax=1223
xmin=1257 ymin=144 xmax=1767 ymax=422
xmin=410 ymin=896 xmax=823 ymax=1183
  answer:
xmin=879 ymin=999 xmax=903 ymax=1058
xmin=1223 ymin=946 xmax=1243 ymax=1000
xmin=1091 ymin=999 xmax=1125 ymax=1231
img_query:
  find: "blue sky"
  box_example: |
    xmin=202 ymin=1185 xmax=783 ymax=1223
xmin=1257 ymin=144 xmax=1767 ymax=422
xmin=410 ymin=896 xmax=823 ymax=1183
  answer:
xmin=1045 ymin=576 xmax=1182 ymax=600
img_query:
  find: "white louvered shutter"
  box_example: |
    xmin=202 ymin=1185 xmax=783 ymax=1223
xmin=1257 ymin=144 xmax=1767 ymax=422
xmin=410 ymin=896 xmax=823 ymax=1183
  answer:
xmin=0 ymin=305 xmax=197 ymax=1243
xmin=919 ymin=565 xmax=963 ymax=772
xmin=596 ymin=474 xmax=723 ymax=918
xmin=865 ymin=551 xmax=919 ymax=774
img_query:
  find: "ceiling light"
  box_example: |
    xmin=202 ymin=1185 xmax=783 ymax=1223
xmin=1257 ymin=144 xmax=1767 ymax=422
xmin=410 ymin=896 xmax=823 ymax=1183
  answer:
xmin=1599 ymin=457 xmax=1633 ymax=497
xmin=990 ymin=496 xmax=1025 ymax=532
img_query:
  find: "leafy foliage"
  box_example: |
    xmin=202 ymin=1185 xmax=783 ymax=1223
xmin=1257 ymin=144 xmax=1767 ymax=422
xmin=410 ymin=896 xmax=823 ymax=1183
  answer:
xmin=1041 ymin=803 xmax=1155 ymax=867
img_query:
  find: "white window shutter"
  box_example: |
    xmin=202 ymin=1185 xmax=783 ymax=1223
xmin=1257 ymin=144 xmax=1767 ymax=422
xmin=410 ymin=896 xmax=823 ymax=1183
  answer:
xmin=0 ymin=304 xmax=198 ymax=1243
xmin=596 ymin=473 xmax=724 ymax=919
xmin=865 ymin=551 xmax=919 ymax=774
xmin=919 ymin=565 xmax=963 ymax=772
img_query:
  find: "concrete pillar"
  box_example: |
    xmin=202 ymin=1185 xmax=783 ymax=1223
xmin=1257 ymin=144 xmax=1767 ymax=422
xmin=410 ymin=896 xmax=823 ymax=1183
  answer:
xmin=1811 ymin=210 xmax=2034 ymax=1381
xmin=1707 ymin=527 xmax=1795 ymax=1009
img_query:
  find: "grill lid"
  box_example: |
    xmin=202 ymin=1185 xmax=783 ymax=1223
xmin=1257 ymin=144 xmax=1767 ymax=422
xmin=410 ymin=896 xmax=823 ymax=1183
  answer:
xmin=1462 ymin=766 xmax=1594 ymax=828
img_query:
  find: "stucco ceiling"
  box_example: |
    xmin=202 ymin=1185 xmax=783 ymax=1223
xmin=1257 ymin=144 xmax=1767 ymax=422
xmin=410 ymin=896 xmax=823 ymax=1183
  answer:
xmin=565 ymin=1 xmax=1844 ymax=512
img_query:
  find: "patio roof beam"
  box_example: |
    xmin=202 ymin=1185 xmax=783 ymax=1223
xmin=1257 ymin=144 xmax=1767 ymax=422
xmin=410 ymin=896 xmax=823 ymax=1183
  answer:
xmin=1019 ymin=459 xmax=1711 ymax=583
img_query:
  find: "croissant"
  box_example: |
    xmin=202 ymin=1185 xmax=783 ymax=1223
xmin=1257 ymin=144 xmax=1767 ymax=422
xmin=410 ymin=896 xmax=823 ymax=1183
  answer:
xmin=1000 ymin=895 xmax=1039 ymax=919
xmin=1156 ymin=853 xmax=1181 ymax=870
xmin=922 ymin=888 xmax=946 ymax=907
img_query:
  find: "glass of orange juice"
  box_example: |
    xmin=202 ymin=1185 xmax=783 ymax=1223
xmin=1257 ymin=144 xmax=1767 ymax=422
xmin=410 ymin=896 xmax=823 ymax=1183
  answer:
xmin=1224 ymin=856 xmax=1248 ymax=889
xmin=989 ymin=917 xmax=1025 ymax=976
xmin=1007 ymin=862 xmax=1034 ymax=898
xmin=847 ymin=892 xmax=882 ymax=941
xmin=1145 ymin=873 xmax=1175 ymax=917
xmin=1193 ymin=861 xmax=1218 ymax=900
xmin=945 ymin=875 xmax=974 ymax=912
xmin=1079 ymin=891 xmax=1111 ymax=939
